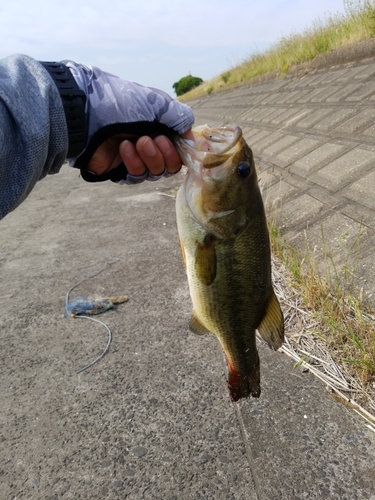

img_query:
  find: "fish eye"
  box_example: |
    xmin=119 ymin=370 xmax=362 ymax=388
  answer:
xmin=237 ymin=162 xmax=251 ymax=178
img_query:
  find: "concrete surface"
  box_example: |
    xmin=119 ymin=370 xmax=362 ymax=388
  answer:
xmin=1 ymin=165 xmax=375 ymax=499
xmin=188 ymin=48 xmax=375 ymax=302
xmin=2 ymin=42 xmax=375 ymax=499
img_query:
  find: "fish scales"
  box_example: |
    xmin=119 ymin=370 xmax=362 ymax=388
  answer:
xmin=174 ymin=124 xmax=284 ymax=401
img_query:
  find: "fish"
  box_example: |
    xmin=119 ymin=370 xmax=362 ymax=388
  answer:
xmin=173 ymin=124 xmax=284 ymax=401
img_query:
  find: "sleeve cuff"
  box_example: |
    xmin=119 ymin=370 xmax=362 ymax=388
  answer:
xmin=39 ymin=61 xmax=87 ymax=158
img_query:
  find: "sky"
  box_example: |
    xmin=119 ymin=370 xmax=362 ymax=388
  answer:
xmin=0 ymin=0 xmax=348 ymax=95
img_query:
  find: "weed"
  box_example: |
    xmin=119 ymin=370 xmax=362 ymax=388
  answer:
xmin=266 ymin=201 xmax=375 ymax=390
xmin=221 ymin=71 xmax=231 ymax=84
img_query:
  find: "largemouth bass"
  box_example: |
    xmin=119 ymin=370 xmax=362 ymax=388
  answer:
xmin=174 ymin=124 xmax=284 ymax=401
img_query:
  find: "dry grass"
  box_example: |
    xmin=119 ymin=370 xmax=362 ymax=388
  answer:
xmin=179 ymin=0 xmax=375 ymax=102
xmin=269 ymin=221 xmax=375 ymax=428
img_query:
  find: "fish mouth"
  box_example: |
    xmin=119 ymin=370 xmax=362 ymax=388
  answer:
xmin=173 ymin=124 xmax=243 ymax=170
xmin=193 ymin=124 xmax=243 ymax=154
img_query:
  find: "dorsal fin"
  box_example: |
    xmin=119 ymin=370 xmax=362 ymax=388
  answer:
xmin=189 ymin=311 xmax=212 ymax=335
xmin=257 ymin=289 xmax=284 ymax=350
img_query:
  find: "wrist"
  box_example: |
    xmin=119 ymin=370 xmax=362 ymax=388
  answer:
xmin=39 ymin=61 xmax=87 ymax=159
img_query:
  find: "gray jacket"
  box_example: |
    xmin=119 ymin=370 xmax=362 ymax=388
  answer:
xmin=0 ymin=54 xmax=68 ymax=220
xmin=0 ymin=54 xmax=194 ymax=220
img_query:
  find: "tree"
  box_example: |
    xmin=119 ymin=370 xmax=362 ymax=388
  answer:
xmin=172 ymin=75 xmax=203 ymax=96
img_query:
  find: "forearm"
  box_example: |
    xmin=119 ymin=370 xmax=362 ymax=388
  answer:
xmin=0 ymin=55 xmax=195 ymax=219
xmin=0 ymin=54 xmax=68 ymax=219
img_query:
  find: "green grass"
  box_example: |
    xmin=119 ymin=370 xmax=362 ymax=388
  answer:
xmin=179 ymin=0 xmax=375 ymax=101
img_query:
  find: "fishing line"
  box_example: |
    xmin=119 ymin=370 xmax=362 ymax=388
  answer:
xmin=65 ymin=258 xmax=119 ymax=309
xmin=75 ymin=315 xmax=112 ymax=374
xmin=219 ymin=349 xmax=263 ymax=500
xmin=65 ymin=258 xmax=119 ymax=374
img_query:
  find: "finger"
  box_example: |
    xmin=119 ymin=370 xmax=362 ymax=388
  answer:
xmin=154 ymin=136 xmax=182 ymax=174
xmin=119 ymin=139 xmax=147 ymax=176
xmin=135 ymin=137 xmax=165 ymax=176
xmin=108 ymin=150 xmax=123 ymax=171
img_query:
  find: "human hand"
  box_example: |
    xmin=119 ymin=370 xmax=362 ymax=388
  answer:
xmin=87 ymin=129 xmax=194 ymax=180
xmin=63 ymin=60 xmax=195 ymax=183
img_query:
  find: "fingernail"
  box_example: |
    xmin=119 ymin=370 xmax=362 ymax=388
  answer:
xmin=154 ymin=136 xmax=172 ymax=155
xmin=143 ymin=137 xmax=157 ymax=157
xmin=121 ymin=140 xmax=134 ymax=157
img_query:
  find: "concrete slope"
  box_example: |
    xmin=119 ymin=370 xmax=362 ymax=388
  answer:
xmin=1 ymin=165 xmax=375 ymax=499
xmin=188 ymin=51 xmax=375 ymax=301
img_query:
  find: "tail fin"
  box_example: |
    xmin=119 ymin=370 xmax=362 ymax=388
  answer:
xmin=227 ymin=358 xmax=261 ymax=401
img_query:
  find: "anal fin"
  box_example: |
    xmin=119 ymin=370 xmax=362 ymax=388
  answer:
xmin=257 ymin=289 xmax=284 ymax=350
xmin=189 ymin=311 xmax=212 ymax=336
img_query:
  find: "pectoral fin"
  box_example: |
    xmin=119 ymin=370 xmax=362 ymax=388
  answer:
xmin=179 ymin=239 xmax=187 ymax=269
xmin=189 ymin=311 xmax=212 ymax=336
xmin=194 ymin=235 xmax=217 ymax=286
xmin=257 ymin=289 xmax=284 ymax=350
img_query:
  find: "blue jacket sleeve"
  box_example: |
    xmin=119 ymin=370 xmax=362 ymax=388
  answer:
xmin=0 ymin=54 xmax=68 ymax=219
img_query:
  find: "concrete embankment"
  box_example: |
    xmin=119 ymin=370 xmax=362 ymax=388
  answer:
xmin=187 ymin=41 xmax=375 ymax=301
